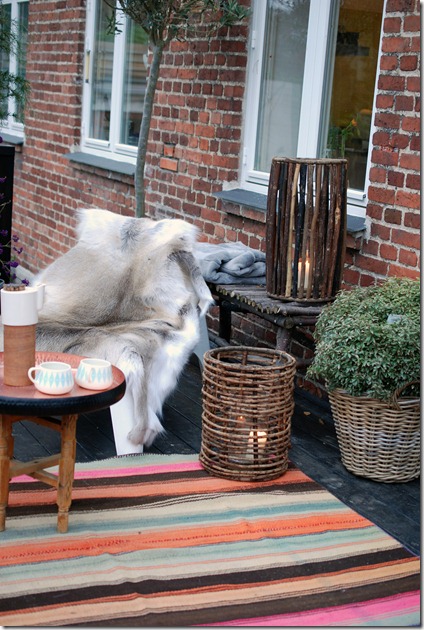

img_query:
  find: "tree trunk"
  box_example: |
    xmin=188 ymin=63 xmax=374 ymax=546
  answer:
xmin=135 ymin=40 xmax=166 ymax=218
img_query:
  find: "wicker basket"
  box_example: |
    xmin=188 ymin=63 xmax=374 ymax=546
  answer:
xmin=329 ymin=387 xmax=420 ymax=483
xmin=200 ymin=346 xmax=296 ymax=481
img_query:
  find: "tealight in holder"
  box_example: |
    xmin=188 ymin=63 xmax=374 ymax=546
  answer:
xmin=266 ymin=157 xmax=348 ymax=302
xmin=200 ymin=346 xmax=296 ymax=481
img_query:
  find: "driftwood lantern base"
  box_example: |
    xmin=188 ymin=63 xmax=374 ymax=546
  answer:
xmin=266 ymin=158 xmax=348 ymax=302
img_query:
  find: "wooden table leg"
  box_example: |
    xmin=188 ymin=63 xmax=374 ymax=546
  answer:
xmin=57 ymin=414 xmax=78 ymax=534
xmin=0 ymin=414 xmax=13 ymax=531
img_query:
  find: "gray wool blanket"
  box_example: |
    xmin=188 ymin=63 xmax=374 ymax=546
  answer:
xmin=194 ymin=242 xmax=266 ymax=285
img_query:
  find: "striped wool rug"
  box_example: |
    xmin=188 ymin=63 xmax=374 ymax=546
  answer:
xmin=0 ymin=455 xmax=420 ymax=627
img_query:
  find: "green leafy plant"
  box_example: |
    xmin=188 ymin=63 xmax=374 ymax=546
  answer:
xmin=307 ymin=278 xmax=420 ymax=401
xmin=327 ymin=117 xmax=358 ymax=158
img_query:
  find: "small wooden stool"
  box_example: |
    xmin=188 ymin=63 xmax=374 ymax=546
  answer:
xmin=0 ymin=351 xmax=125 ymax=533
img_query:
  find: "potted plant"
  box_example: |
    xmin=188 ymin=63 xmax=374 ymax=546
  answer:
xmin=307 ymin=277 xmax=420 ymax=483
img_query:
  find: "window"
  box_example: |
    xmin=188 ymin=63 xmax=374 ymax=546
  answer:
xmin=242 ymin=0 xmax=384 ymax=216
xmin=0 ymin=0 xmax=28 ymax=137
xmin=82 ymin=0 xmax=148 ymax=162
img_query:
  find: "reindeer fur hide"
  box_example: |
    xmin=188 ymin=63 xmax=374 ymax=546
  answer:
xmin=34 ymin=209 xmax=213 ymax=447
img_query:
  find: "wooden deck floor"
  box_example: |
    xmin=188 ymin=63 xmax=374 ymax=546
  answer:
xmin=11 ymin=358 xmax=420 ymax=556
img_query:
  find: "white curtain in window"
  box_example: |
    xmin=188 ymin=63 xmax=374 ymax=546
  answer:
xmin=255 ymin=0 xmax=310 ymax=172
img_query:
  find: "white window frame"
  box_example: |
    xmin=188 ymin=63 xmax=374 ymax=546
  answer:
xmin=81 ymin=0 xmax=137 ymax=165
xmin=0 ymin=0 xmax=28 ymax=139
xmin=242 ymin=0 xmax=385 ymax=218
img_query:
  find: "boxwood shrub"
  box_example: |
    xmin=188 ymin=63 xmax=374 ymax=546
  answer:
xmin=307 ymin=278 xmax=420 ymax=401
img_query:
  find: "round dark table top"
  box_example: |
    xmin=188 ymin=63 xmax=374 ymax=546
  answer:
xmin=0 ymin=352 xmax=126 ymax=416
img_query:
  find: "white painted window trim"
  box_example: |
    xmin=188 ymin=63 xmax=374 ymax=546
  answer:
xmin=0 ymin=0 xmax=27 ymax=139
xmin=81 ymin=0 xmax=137 ymax=164
xmin=296 ymin=1 xmax=333 ymax=158
xmin=240 ymin=0 xmax=385 ymax=218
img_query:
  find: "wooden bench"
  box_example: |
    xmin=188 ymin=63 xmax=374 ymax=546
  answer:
xmin=209 ymin=284 xmax=326 ymax=357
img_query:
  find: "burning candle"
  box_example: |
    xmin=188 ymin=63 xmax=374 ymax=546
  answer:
xmin=297 ymin=257 xmax=310 ymax=287
xmin=246 ymin=429 xmax=267 ymax=460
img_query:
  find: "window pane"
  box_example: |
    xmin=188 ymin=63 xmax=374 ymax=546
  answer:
xmin=0 ymin=4 xmax=12 ymax=120
xmin=89 ymin=0 xmax=114 ymax=141
xmin=255 ymin=0 xmax=310 ymax=172
xmin=324 ymin=0 xmax=383 ymax=190
xmin=120 ymin=20 xmax=148 ymax=146
xmin=16 ymin=1 xmax=28 ymax=122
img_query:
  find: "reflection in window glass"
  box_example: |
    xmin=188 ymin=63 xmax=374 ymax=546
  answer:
xmin=0 ymin=1 xmax=28 ymax=124
xmin=255 ymin=0 xmax=310 ymax=172
xmin=89 ymin=0 xmax=114 ymax=141
xmin=324 ymin=0 xmax=383 ymax=190
xmin=120 ymin=20 xmax=148 ymax=146
xmin=16 ymin=1 xmax=28 ymax=122
xmin=0 ymin=5 xmax=12 ymax=120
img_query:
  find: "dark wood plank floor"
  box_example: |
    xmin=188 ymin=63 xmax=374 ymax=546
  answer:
xmin=11 ymin=358 xmax=420 ymax=556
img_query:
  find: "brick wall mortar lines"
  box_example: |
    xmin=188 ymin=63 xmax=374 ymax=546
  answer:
xmin=145 ymin=20 xmax=248 ymax=231
xmin=346 ymin=0 xmax=420 ymax=285
xmin=7 ymin=0 xmax=419 ymax=388
xmin=11 ymin=0 xmax=138 ymax=270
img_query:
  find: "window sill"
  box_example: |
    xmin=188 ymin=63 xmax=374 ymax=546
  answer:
xmin=215 ymin=188 xmax=268 ymax=212
xmin=215 ymin=188 xmax=365 ymax=248
xmin=0 ymin=132 xmax=24 ymax=150
xmin=66 ymin=151 xmax=136 ymax=177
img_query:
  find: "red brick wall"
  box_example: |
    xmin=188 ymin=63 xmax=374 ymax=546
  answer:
xmin=13 ymin=0 xmax=419 ymax=281
xmin=13 ymin=0 xmax=84 ymax=270
xmin=13 ymin=2 xmax=254 ymax=274
xmin=144 ymin=0 xmax=420 ymax=285
xmin=9 ymin=0 xmax=420 ymax=373
xmin=12 ymin=0 xmax=136 ymax=273
xmin=344 ymin=0 xmax=420 ymax=287
xmin=144 ymin=22 xmax=250 ymax=246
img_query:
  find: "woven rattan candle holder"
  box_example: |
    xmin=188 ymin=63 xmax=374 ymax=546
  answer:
xmin=200 ymin=346 xmax=296 ymax=481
